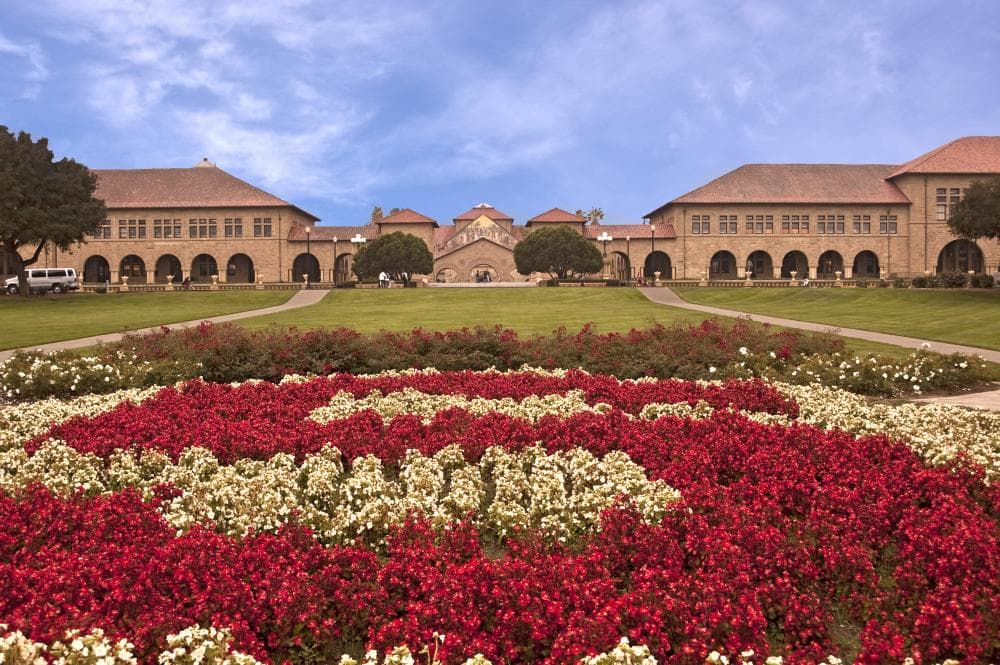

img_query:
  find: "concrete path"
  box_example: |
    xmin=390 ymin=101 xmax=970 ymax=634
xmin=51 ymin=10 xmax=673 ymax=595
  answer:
xmin=640 ymin=287 xmax=1000 ymax=411
xmin=0 ymin=288 xmax=330 ymax=362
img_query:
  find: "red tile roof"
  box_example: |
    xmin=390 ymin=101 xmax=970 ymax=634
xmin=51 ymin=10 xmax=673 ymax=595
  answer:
xmin=93 ymin=162 xmax=320 ymax=220
xmin=888 ymin=136 xmax=1000 ymax=178
xmin=454 ymin=204 xmax=514 ymax=221
xmin=287 ymin=225 xmax=375 ymax=241
xmin=584 ymin=224 xmax=676 ymax=239
xmin=646 ymin=164 xmax=909 ymax=216
xmin=379 ymin=208 xmax=439 ymax=227
xmin=526 ymin=207 xmax=586 ymax=224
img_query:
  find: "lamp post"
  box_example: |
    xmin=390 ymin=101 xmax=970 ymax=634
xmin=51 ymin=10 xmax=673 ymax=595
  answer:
xmin=351 ymin=233 xmax=366 ymax=283
xmin=332 ymin=236 xmax=338 ymax=285
xmin=305 ymin=226 xmax=312 ymax=283
xmin=597 ymin=231 xmax=612 ymax=256
xmin=649 ymin=225 xmax=656 ymax=280
xmin=625 ymin=236 xmax=631 ymax=283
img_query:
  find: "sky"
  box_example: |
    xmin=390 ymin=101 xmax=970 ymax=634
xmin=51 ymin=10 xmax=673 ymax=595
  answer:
xmin=2 ymin=0 xmax=999 ymax=227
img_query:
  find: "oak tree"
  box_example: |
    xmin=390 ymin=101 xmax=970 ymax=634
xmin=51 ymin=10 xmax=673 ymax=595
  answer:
xmin=947 ymin=177 xmax=1000 ymax=240
xmin=514 ymin=225 xmax=603 ymax=280
xmin=352 ymin=231 xmax=433 ymax=285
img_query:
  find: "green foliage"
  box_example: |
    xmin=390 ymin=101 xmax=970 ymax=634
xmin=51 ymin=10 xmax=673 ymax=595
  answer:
xmin=0 ymin=127 xmax=106 ymax=295
xmin=574 ymin=207 xmax=605 ymax=225
xmin=514 ymin=225 xmax=603 ymax=279
xmin=947 ymin=176 xmax=1000 ymax=240
xmin=351 ymin=231 xmax=433 ymax=284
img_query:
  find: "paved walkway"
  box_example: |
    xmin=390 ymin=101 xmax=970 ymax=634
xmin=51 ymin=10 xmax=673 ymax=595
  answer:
xmin=0 ymin=288 xmax=330 ymax=363
xmin=640 ymin=287 xmax=1000 ymax=411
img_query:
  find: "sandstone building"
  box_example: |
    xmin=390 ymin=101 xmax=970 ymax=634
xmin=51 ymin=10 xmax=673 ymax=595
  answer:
xmin=3 ymin=137 xmax=998 ymax=285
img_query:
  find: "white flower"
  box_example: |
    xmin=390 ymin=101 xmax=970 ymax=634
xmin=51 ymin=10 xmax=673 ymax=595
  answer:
xmin=708 ymin=367 xmax=717 ymax=374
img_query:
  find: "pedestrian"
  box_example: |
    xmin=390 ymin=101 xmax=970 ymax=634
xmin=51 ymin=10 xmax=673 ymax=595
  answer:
xmin=378 ymin=270 xmax=387 ymax=288
xmin=182 ymin=276 xmax=191 ymax=290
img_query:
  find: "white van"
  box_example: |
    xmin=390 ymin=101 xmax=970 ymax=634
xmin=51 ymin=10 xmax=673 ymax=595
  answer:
xmin=5 ymin=268 xmax=79 ymax=294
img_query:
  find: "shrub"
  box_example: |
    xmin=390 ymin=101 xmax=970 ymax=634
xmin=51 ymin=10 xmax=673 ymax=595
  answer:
xmin=971 ymin=273 xmax=995 ymax=288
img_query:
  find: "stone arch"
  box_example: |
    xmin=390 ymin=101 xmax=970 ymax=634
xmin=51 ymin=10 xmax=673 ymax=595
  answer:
xmin=191 ymin=254 xmax=218 ymax=283
xmin=852 ymin=251 xmax=880 ymax=278
xmin=436 ymin=268 xmax=457 ymax=283
xmin=119 ymin=254 xmax=147 ymax=284
xmin=610 ymin=251 xmax=631 ymax=282
xmin=469 ymin=264 xmax=498 ymax=283
xmin=936 ymin=239 xmax=984 ymax=274
xmin=83 ymin=255 xmax=110 ymax=283
xmin=709 ymin=250 xmax=737 ymax=279
xmin=780 ymin=250 xmax=808 ymax=278
xmin=292 ymin=253 xmax=320 ymax=282
xmin=334 ymin=253 xmax=354 ymax=284
xmin=817 ymin=250 xmax=844 ymax=278
xmin=226 ymin=253 xmax=255 ymax=283
xmin=745 ymin=250 xmax=774 ymax=279
xmin=643 ymin=251 xmax=671 ymax=280
xmin=154 ymin=254 xmax=182 ymax=284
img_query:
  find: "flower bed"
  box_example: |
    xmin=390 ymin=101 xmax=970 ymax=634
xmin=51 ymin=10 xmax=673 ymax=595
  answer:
xmin=1 ymin=371 xmax=998 ymax=664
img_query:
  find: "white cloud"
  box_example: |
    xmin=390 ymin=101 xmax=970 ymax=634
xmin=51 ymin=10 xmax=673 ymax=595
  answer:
xmin=0 ymin=31 xmax=47 ymax=99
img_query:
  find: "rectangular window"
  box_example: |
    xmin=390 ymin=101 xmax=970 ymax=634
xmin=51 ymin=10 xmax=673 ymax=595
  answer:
xmin=253 ymin=217 xmax=273 ymax=237
xmin=118 ymin=220 xmax=127 ymax=239
xmin=818 ymin=221 xmax=826 ymax=234
xmin=765 ymin=221 xmax=773 ymax=233
xmin=691 ymin=221 xmax=700 ymax=234
xmin=728 ymin=222 xmax=737 ymax=234
xmin=94 ymin=220 xmax=111 ymax=239
xmin=879 ymin=215 xmax=898 ymax=234
xmin=801 ymin=221 xmax=809 ymax=232
xmin=836 ymin=221 xmax=845 ymax=234
xmin=756 ymin=222 xmax=764 ymax=234
xmin=702 ymin=222 xmax=710 ymax=234
xmin=781 ymin=222 xmax=790 ymax=233
xmin=719 ymin=221 xmax=727 ymax=234
xmin=852 ymin=220 xmax=861 ymax=234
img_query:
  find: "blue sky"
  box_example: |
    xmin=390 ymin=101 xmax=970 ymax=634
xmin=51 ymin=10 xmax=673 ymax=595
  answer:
xmin=2 ymin=0 xmax=999 ymax=226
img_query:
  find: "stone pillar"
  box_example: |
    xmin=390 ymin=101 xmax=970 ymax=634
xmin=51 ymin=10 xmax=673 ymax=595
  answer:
xmin=809 ymin=266 xmax=818 ymax=279
xmin=844 ymin=267 xmax=853 ymax=279
xmin=737 ymin=267 xmax=746 ymax=279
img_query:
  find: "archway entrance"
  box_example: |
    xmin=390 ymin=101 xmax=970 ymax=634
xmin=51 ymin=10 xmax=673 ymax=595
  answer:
xmin=817 ymin=250 xmax=844 ymax=278
xmin=191 ymin=254 xmax=218 ymax=283
xmin=643 ymin=251 xmax=671 ymax=280
xmin=610 ymin=251 xmax=631 ymax=282
xmin=937 ymin=240 xmax=984 ymax=273
xmin=83 ymin=255 xmax=110 ymax=283
xmin=226 ymin=254 xmax=255 ymax=283
xmin=746 ymin=251 xmax=773 ymax=279
xmin=709 ymin=251 xmax=737 ymax=279
xmin=155 ymin=255 xmax=182 ymax=283
xmin=334 ymin=253 xmax=353 ymax=284
xmin=436 ymin=268 xmax=457 ymax=283
xmin=469 ymin=265 xmax=498 ymax=283
xmin=780 ymin=251 xmax=808 ymax=278
xmin=120 ymin=255 xmax=147 ymax=283
xmin=292 ymin=254 xmax=320 ymax=282
xmin=853 ymin=251 xmax=880 ymax=278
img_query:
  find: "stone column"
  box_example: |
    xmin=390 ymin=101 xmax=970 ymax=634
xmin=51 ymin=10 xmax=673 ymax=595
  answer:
xmin=809 ymin=266 xmax=818 ymax=279
xmin=844 ymin=267 xmax=853 ymax=279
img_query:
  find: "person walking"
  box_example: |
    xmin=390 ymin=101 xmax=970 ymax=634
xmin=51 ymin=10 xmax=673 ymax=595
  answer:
xmin=378 ymin=271 xmax=387 ymax=288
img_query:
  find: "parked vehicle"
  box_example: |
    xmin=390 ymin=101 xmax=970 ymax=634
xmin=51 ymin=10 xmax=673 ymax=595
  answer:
xmin=5 ymin=268 xmax=79 ymax=294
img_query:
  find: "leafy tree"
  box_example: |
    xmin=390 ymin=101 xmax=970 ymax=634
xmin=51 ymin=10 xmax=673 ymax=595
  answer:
xmin=574 ymin=207 xmax=605 ymax=225
xmin=947 ymin=177 xmax=1000 ymax=240
xmin=0 ymin=127 xmax=106 ymax=296
xmin=352 ymin=231 xmax=433 ymax=285
xmin=514 ymin=225 xmax=603 ymax=280
xmin=369 ymin=206 xmax=384 ymax=225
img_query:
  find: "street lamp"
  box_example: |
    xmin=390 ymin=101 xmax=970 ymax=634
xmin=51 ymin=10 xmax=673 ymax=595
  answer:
xmin=625 ymin=236 xmax=631 ymax=283
xmin=650 ymin=224 xmax=656 ymax=280
xmin=305 ymin=226 xmax=312 ymax=282
xmin=350 ymin=233 xmax=366 ymax=282
xmin=597 ymin=231 xmax=612 ymax=256
xmin=332 ymin=236 xmax=338 ymax=285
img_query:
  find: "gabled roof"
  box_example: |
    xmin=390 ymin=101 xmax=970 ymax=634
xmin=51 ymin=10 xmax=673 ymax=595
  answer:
xmin=454 ymin=203 xmax=514 ymax=221
xmin=379 ymin=208 xmax=439 ymax=227
xmin=584 ymin=224 xmax=676 ymax=239
xmin=288 ymin=225 xmax=375 ymax=241
xmin=93 ymin=161 xmax=320 ymax=221
xmin=526 ymin=207 xmax=586 ymax=225
xmin=646 ymin=164 xmax=909 ymax=216
xmin=888 ymin=136 xmax=1000 ymax=178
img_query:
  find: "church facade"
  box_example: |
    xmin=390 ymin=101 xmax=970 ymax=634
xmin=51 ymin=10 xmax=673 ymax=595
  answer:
xmin=5 ymin=137 xmax=999 ymax=285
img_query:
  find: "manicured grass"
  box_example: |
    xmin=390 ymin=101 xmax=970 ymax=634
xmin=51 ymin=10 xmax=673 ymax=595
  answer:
xmin=241 ymin=287 xmax=705 ymax=335
xmin=0 ymin=290 xmax=293 ymax=350
xmin=674 ymin=287 xmax=1000 ymax=351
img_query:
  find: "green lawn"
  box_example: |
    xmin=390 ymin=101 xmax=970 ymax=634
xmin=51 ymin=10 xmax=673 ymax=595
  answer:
xmin=0 ymin=290 xmax=293 ymax=350
xmin=673 ymin=287 xmax=1000 ymax=351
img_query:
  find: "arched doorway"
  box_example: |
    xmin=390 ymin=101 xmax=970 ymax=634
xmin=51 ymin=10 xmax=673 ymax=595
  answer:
xmin=83 ymin=255 xmax=110 ymax=283
xmin=817 ymin=250 xmax=844 ymax=278
xmin=745 ymin=250 xmax=773 ymax=279
xmin=436 ymin=268 xmax=457 ymax=283
xmin=120 ymin=255 xmax=147 ymax=283
xmin=226 ymin=254 xmax=255 ymax=283
xmin=780 ymin=251 xmax=808 ymax=278
xmin=155 ymin=254 xmax=182 ymax=284
xmin=937 ymin=239 xmax=984 ymax=273
xmin=643 ymin=251 xmax=671 ymax=280
xmin=610 ymin=251 xmax=631 ymax=282
xmin=709 ymin=251 xmax=737 ymax=279
xmin=334 ymin=253 xmax=353 ymax=284
xmin=469 ymin=264 xmax=498 ymax=283
xmin=853 ymin=251 xmax=880 ymax=278
xmin=191 ymin=254 xmax=218 ymax=283
xmin=292 ymin=253 xmax=320 ymax=282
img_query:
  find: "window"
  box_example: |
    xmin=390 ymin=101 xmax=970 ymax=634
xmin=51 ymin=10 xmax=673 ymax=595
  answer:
xmin=717 ymin=215 xmax=737 ymax=234
xmin=851 ymin=215 xmax=871 ymax=234
xmin=154 ymin=219 xmax=181 ymax=238
xmin=879 ymin=215 xmax=898 ymax=234
xmin=189 ymin=218 xmax=218 ymax=238
xmin=765 ymin=216 xmax=773 ymax=233
xmin=93 ymin=219 xmax=111 ymax=239
xmin=253 ymin=217 xmax=273 ymax=237
xmin=224 ymin=218 xmax=243 ymax=238
xmin=691 ymin=216 xmax=701 ymax=234
xmin=118 ymin=219 xmax=146 ymax=239
xmin=937 ymin=188 xmax=962 ymax=220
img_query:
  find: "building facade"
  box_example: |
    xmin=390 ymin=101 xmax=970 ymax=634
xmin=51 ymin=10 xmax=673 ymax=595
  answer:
xmin=4 ymin=137 xmax=998 ymax=285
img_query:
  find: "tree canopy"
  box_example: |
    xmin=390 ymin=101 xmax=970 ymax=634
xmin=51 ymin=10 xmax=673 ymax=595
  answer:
xmin=947 ymin=177 xmax=1000 ymax=240
xmin=0 ymin=127 xmax=106 ymax=294
xmin=514 ymin=225 xmax=603 ymax=280
xmin=351 ymin=231 xmax=434 ymax=285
